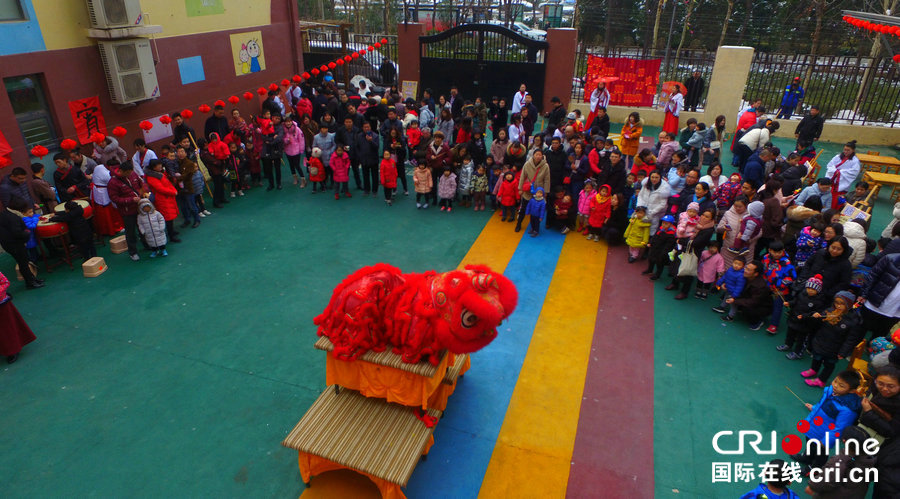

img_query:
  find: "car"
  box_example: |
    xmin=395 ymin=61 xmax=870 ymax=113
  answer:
xmin=511 ymin=21 xmax=547 ymax=40
xmin=304 ymin=41 xmax=398 ymax=88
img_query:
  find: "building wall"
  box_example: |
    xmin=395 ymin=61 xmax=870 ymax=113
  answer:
xmin=0 ymin=0 xmax=46 ymax=56
xmin=0 ymin=0 xmax=303 ymax=174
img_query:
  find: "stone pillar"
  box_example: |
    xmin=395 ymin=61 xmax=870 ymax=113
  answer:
xmin=396 ymin=23 xmax=425 ymax=94
xmin=704 ymin=46 xmax=754 ymax=129
xmin=542 ymin=28 xmax=577 ymax=112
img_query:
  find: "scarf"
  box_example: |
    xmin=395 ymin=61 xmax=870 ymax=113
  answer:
xmin=824 ymin=307 xmax=847 ymax=326
xmin=595 ymin=193 xmax=609 ymax=204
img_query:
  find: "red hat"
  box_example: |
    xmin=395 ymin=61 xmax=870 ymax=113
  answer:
xmin=793 ymin=76 xmax=801 ymax=81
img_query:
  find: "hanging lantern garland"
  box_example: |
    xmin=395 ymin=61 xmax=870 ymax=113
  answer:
xmin=843 ymin=15 xmax=900 ymax=63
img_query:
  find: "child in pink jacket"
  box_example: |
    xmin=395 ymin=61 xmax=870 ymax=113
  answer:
xmin=576 ymin=179 xmax=595 ymax=234
xmin=695 ymin=240 xmax=725 ymax=299
xmin=676 ymin=201 xmax=700 ymax=239
xmin=283 ymin=119 xmax=306 ymax=187
xmin=330 ymin=145 xmax=352 ymax=200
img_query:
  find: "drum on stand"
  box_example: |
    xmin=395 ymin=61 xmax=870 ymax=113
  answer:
xmin=36 ymin=215 xmax=73 ymax=271
xmin=54 ymin=199 xmax=93 ymax=219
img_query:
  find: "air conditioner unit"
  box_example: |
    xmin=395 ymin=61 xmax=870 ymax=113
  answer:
xmin=86 ymin=0 xmax=143 ymax=29
xmin=97 ymin=39 xmax=160 ymax=104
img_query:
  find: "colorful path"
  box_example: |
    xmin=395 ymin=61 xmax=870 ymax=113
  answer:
xmin=1 ymin=132 xmax=898 ymax=498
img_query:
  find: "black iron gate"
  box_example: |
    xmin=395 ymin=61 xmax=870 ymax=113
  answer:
xmin=419 ymin=24 xmax=548 ymax=109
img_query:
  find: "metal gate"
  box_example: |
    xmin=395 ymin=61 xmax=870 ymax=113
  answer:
xmin=419 ymin=24 xmax=547 ymax=107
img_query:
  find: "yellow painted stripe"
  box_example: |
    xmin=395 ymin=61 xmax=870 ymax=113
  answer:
xmin=478 ymin=236 xmax=608 ymax=498
xmin=300 ymin=214 xmax=520 ymax=498
xmin=457 ymin=213 xmax=523 ymax=271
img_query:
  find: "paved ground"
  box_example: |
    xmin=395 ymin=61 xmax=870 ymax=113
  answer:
xmin=1 ymin=126 xmax=896 ymax=498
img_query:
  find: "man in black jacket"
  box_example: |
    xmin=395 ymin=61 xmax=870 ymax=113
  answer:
xmin=859 ymin=252 xmax=900 ymax=339
xmin=543 ymin=96 xmax=566 ymax=137
xmin=683 ymin=69 xmax=705 ymax=112
xmin=336 ymin=117 xmax=362 ymax=190
xmin=204 ymin=105 xmax=229 ymax=140
xmin=589 ymin=107 xmax=610 ymax=140
xmin=0 ymin=197 xmax=43 ymax=289
xmin=794 ymin=106 xmax=825 ymax=149
xmin=545 ymin=137 xmax=568 ymax=192
xmin=725 ymin=260 xmax=772 ymax=329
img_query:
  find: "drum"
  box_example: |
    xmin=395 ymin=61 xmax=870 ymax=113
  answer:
xmin=36 ymin=215 xmax=68 ymax=238
xmin=54 ymin=199 xmax=93 ymax=219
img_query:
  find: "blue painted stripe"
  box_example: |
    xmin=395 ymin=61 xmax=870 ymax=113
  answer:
xmin=404 ymin=229 xmax=566 ymax=498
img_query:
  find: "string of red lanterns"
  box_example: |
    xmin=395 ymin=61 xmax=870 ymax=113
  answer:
xmin=842 ymin=15 xmax=900 ymax=62
xmin=25 ymin=39 xmax=391 ymax=158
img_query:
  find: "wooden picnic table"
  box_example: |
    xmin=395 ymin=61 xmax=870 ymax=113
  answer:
xmin=862 ymin=170 xmax=900 ymax=202
xmin=857 ymin=153 xmax=900 ymax=174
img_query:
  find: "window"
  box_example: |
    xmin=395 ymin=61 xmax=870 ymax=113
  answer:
xmin=4 ymin=74 xmax=58 ymax=148
xmin=0 ymin=0 xmax=26 ymax=22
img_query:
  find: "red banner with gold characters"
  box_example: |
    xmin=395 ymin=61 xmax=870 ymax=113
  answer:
xmin=583 ymin=55 xmax=662 ymax=108
xmin=68 ymin=96 xmax=108 ymax=145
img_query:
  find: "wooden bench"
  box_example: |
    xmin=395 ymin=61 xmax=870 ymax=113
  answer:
xmin=282 ymin=386 xmax=439 ymax=498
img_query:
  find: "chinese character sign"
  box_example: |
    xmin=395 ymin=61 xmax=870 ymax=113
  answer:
xmin=68 ymin=96 xmax=108 ymax=145
xmin=583 ymin=55 xmax=661 ymax=108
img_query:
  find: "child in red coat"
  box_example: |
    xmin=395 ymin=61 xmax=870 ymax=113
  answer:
xmin=497 ymin=171 xmax=519 ymax=222
xmin=406 ymin=121 xmax=422 ymax=164
xmin=380 ymin=150 xmax=398 ymax=206
xmin=308 ymin=147 xmax=327 ymax=193
xmin=588 ymin=184 xmax=612 ymax=241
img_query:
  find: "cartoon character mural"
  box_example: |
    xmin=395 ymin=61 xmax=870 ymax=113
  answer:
xmin=230 ymin=31 xmax=266 ymax=76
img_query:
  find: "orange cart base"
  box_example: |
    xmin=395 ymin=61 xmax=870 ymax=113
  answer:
xmin=297 ymin=436 xmax=434 ymax=499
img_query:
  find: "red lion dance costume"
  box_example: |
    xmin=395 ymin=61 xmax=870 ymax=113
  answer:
xmin=314 ymin=263 xmax=518 ymax=365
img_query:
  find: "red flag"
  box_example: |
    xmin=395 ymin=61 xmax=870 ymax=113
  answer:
xmin=68 ymin=96 xmax=108 ymax=145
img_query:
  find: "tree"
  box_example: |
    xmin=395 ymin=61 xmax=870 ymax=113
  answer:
xmin=718 ymin=0 xmax=735 ymax=47
xmin=671 ymin=0 xmax=696 ymax=71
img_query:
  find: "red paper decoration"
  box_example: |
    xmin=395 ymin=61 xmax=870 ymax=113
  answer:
xmin=90 ymin=131 xmax=107 ymax=143
xmin=0 ymin=156 xmax=11 ymax=167
xmin=311 ymin=68 xmax=320 ymax=75
xmin=30 ymin=144 xmax=49 ymax=158
xmin=344 ymin=56 xmax=352 ymax=62
xmin=60 ymin=138 xmax=78 ymax=150
xmin=214 ymin=99 xmax=226 ymax=107
xmin=257 ymin=87 xmax=267 ymax=95
xmin=228 ymin=96 xmax=240 ymax=105
xmin=198 ymin=104 xmax=211 ymax=113
xmin=358 ymin=50 xmax=367 ymax=56
xmin=281 ymin=78 xmax=290 ymax=87
xmin=374 ymin=42 xmax=382 ymax=49
xmin=138 ymin=120 xmax=153 ymax=131
xmin=302 ymin=72 xmax=311 ymax=79
xmin=112 ymin=126 xmax=127 ymax=137
xmin=351 ymin=52 xmax=359 ymax=59
xmin=367 ymin=45 xmax=374 ymax=51
xmin=181 ymin=109 xmax=193 ymax=119
xmin=244 ymin=91 xmax=254 ymax=100
xmin=336 ymin=59 xmax=344 ymax=65
xmin=381 ymin=38 xmax=388 ymax=44
xmin=894 ymin=54 xmax=900 ymax=63
xmin=319 ymin=65 xmax=328 ymax=72
xmin=159 ymin=115 xmax=172 ymax=125
xmin=293 ymin=75 xmax=302 ymax=83
xmin=268 ymin=83 xmax=279 ymax=91
xmin=328 ymin=62 xmax=337 ymax=69
xmin=843 ymin=15 xmax=900 ymax=39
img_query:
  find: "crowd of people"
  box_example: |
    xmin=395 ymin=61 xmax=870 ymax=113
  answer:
xmin=2 ymin=72 xmax=900 ymax=492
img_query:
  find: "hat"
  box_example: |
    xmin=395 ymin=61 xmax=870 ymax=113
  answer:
xmin=687 ymin=202 xmax=700 ymax=212
xmin=834 ymin=290 xmax=856 ymax=306
xmin=566 ymin=112 xmax=576 ymax=120
xmin=805 ymin=274 xmax=823 ymax=292
xmin=793 ymin=76 xmax=801 ymax=81
xmin=661 ymin=215 xmax=676 ymax=223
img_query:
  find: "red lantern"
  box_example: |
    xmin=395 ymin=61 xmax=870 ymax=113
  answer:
xmin=181 ymin=109 xmax=193 ymax=119
xmin=311 ymin=68 xmax=320 ymax=76
xmin=381 ymin=38 xmax=388 ymax=44
xmin=0 ymin=156 xmax=10 ymax=167
xmin=336 ymin=59 xmax=344 ymax=66
xmin=159 ymin=115 xmax=172 ymax=125
xmin=292 ymin=75 xmax=302 ymax=83
xmin=30 ymin=144 xmax=49 ymax=158
xmin=198 ymin=104 xmax=211 ymax=114
xmin=374 ymin=42 xmax=382 ymax=49
xmin=139 ymin=120 xmax=153 ymax=131
xmin=894 ymin=54 xmax=900 ymax=63
xmin=257 ymin=87 xmax=267 ymax=95
xmin=112 ymin=126 xmax=127 ymax=137
xmin=60 ymin=138 xmax=78 ymax=150
xmin=302 ymin=72 xmax=311 ymax=79
xmin=214 ymin=99 xmax=226 ymax=107
xmin=319 ymin=65 xmax=328 ymax=72
xmin=244 ymin=91 xmax=254 ymax=101
xmin=90 ymin=132 xmax=107 ymax=143
xmin=281 ymin=78 xmax=290 ymax=87
xmin=344 ymin=55 xmax=352 ymax=62
xmin=328 ymin=62 xmax=337 ymax=69
xmin=351 ymin=52 xmax=359 ymax=59
xmin=228 ymin=95 xmax=240 ymax=105
xmin=269 ymin=83 xmax=279 ymax=91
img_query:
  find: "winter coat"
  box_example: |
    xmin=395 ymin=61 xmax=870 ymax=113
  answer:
xmin=380 ymin=159 xmax=398 ymax=189
xmin=518 ymin=157 xmax=550 ymax=202
xmin=588 ymin=190 xmax=612 ymax=228
xmin=312 ymin=133 xmax=336 ymax=166
xmin=207 ymin=134 xmax=230 ymax=162
xmin=330 ymin=151 xmax=351 ymax=182
xmin=743 ymin=153 xmax=766 ymax=188
xmin=760 ymin=195 xmax=783 ymax=239
xmin=843 ymin=220 xmax=868 ymax=268
xmin=715 ymin=180 xmax=742 ymax=211
xmin=882 ymin=202 xmax=900 ymax=239
xmin=545 ymin=147 xmax=569 ymax=188
xmin=413 ymin=167 xmax=432 ymax=193
xmin=437 ymin=173 xmax=457 ymax=200
xmin=262 ymin=125 xmax=285 ymax=161
xmin=804 ymin=388 xmax=862 ymax=459
xmin=716 ymin=268 xmax=746 ymax=297
xmin=490 ymin=139 xmax=509 ymax=166
xmin=577 ymin=188 xmax=594 ymax=215
xmin=810 ymin=309 xmax=863 ymax=358
xmin=648 ymin=225 xmax=677 ymax=264
xmin=357 ymin=131 xmax=380 ymax=166
xmin=795 ymin=226 xmax=826 ymax=266
xmin=283 ymin=123 xmax=305 ymax=157
xmin=697 ymin=250 xmax=725 ymax=284
xmin=861 ymin=253 xmax=900 ymax=309
xmin=874 ymin=420 xmax=900 ymax=498
xmin=717 ymin=207 xmax=753 ymax=268
xmin=435 ymin=117 xmax=454 ymax=144
xmin=144 ymin=171 xmax=179 ymax=222
xmin=505 ymin=143 xmax=527 ymax=171
xmin=498 ymin=178 xmax=519 ymax=207
xmin=795 ymin=113 xmax=825 ymax=144
xmin=0 ymin=176 xmax=35 ymax=208
xmin=597 ymin=159 xmax=627 ymax=196
xmin=657 ymin=141 xmax=678 ymax=169
xmin=0 ymin=209 xmax=30 ymax=249
xmin=800 ymin=243 xmax=853 ymax=299
xmin=93 ymin=136 xmax=127 ymax=165
xmin=732 ymin=274 xmax=773 ymax=317
xmin=787 ymin=291 xmax=827 ymax=332
xmin=53 ymin=165 xmax=91 ymax=201
xmin=637 ymin=179 xmax=671 ymax=228
xmin=457 ymin=162 xmax=474 ymax=195
xmin=619 ymin=121 xmax=642 ymax=157
xmin=784 ymin=205 xmax=821 ymax=244
xmin=762 ymin=253 xmax=796 ymax=294
xmin=426 ymin=142 xmax=452 ymax=172
xmin=49 ymin=205 xmax=93 ymax=244
xmin=108 ymin=172 xmax=144 ymax=216
xmin=525 ymin=195 xmax=546 ymax=218
xmin=859 ymin=387 xmax=900 ymax=442
xmin=471 ymin=173 xmax=488 ymax=193
xmin=137 ymin=199 xmax=167 ymax=248
xmin=308 ymin=158 xmax=326 ymax=182
xmin=624 ymin=216 xmax=651 ymax=248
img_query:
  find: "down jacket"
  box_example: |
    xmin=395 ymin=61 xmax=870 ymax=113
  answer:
xmin=137 ymin=199 xmax=167 ymax=248
xmin=861 ymin=252 xmax=900 ymax=310
xmin=843 ymin=220 xmax=868 ymax=268
xmin=144 ymin=170 xmax=179 ymax=221
xmin=636 ymin=178 xmax=671 ymax=230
